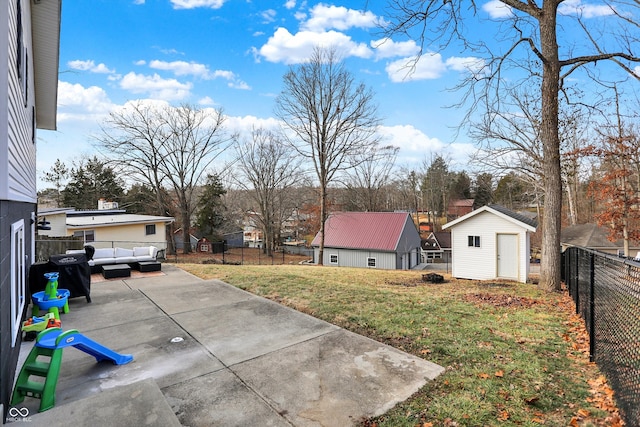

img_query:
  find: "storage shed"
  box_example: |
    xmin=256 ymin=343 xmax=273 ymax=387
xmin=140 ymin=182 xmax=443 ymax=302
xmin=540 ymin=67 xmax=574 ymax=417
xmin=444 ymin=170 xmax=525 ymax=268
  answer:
xmin=442 ymin=205 xmax=537 ymax=283
xmin=311 ymin=212 xmax=421 ymax=270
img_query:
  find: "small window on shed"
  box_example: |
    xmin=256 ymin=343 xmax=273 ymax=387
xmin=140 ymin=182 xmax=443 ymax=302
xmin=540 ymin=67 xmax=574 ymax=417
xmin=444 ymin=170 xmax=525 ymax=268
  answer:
xmin=330 ymin=254 xmax=338 ymax=264
xmin=468 ymin=235 xmax=481 ymax=247
xmin=146 ymin=224 xmax=156 ymax=235
xmin=367 ymin=257 xmax=376 ymax=268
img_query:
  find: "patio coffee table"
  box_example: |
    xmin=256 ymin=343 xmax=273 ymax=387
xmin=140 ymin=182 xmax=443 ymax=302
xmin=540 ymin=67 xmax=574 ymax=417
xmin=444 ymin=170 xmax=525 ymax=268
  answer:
xmin=134 ymin=261 xmax=161 ymax=272
xmin=102 ymin=264 xmax=131 ymax=279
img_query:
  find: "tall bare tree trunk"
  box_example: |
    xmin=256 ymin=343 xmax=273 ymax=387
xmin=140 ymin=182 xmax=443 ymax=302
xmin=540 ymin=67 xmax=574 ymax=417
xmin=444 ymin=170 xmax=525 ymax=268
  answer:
xmin=318 ymin=184 xmax=326 ymax=265
xmin=539 ymin=3 xmax=562 ymax=291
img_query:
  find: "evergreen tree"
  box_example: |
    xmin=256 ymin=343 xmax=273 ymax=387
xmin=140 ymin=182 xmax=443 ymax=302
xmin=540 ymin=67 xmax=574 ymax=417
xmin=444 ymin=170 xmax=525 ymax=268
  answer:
xmin=61 ymin=157 xmax=124 ymax=209
xmin=195 ymin=174 xmax=227 ymax=241
xmin=473 ymin=173 xmax=494 ymax=208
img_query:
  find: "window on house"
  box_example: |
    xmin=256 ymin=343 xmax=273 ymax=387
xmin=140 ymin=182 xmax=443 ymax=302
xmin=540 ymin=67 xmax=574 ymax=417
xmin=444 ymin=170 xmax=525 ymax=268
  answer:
xmin=330 ymin=254 xmax=338 ymax=264
xmin=11 ymin=220 xmax=26 ymax=347
xmin=367 ymin=257 xmax=376 ymax=268
xmin=468 ymin=236 xmax=481 ymax=247
xmin=73 ymin=230 xmax=95 ymax=243
xmin=146 ymin=224 xmax=156 ymax=235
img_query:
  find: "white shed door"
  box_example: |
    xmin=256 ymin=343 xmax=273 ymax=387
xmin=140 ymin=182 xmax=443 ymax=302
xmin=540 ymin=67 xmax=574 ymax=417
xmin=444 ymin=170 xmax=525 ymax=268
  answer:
xmin=497 ymin=234 xmax=518 ymax=280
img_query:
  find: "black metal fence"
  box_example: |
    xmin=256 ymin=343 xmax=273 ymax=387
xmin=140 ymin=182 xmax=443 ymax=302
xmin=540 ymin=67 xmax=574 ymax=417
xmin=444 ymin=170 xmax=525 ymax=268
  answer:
xmin=563 ymin=246 xmax=640 ymax=425
xmin=219 ymin=244 xmax=314 ymax=265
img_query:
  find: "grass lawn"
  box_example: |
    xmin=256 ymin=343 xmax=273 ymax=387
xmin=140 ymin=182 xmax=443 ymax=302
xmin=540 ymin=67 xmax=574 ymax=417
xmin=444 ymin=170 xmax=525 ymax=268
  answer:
xmin=177 ymin=263 xmax=622 ymax=426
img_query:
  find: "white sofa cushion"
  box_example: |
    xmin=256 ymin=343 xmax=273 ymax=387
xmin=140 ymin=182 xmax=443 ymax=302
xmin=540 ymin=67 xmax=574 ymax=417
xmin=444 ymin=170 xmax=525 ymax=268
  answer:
xmin=93 ymin=248 xmax=115 ymax=259
xmin=115 ymin=247 xmax=134 ymax=258
xmin=133 ymin=246 xmax=158 ymax=259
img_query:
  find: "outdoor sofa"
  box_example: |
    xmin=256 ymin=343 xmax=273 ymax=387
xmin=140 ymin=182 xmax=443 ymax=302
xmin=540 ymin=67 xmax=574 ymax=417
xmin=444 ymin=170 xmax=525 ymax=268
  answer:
xmin=66 ymin=246 xmax=159 ymax=274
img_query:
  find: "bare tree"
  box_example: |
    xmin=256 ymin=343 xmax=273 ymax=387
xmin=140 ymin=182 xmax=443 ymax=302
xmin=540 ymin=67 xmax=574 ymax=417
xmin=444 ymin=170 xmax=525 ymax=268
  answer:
xmin=275 ymin=47 xmax=382 ymax=265
xmin=381 ymin=1 xmax=640 ymax=290
xmin=96 ymin=101 xmax=234 ymax=253
xmin=233 ymin=128 xmax=304 ymax=256
xmin=344 ymin=145 xmax=399 ymax=212
xmin=470 ymin=87 xmax=591 ymax=225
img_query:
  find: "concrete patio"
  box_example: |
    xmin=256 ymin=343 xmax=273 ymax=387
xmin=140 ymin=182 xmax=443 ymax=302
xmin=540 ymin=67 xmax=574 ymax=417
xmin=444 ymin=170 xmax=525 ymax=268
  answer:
xmin=9 ymin=265 xmax=444 ymax=426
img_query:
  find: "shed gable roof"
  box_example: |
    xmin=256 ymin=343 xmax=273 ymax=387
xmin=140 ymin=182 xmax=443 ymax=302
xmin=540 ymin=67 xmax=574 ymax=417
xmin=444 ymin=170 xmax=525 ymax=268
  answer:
xmin=442 ymin=204 xmax=537 ymax=232
xmin=311 ymin=212 xmax=414 ymax=251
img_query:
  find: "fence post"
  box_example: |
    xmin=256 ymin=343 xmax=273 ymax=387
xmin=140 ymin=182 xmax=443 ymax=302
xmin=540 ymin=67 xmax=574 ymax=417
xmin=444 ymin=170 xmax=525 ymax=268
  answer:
xmin=589 ymin=252 xmax=595 ymax=362
xmin=575 ymin=249 xmax=580 ymax=314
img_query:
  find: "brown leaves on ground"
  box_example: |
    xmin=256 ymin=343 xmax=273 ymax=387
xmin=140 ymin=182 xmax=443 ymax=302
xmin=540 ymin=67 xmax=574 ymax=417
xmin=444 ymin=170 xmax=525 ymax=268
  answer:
xmin=557 ymin=289 xmax=625 ymax=426
xmin=463 ymin=293 xmax=542 ymax=308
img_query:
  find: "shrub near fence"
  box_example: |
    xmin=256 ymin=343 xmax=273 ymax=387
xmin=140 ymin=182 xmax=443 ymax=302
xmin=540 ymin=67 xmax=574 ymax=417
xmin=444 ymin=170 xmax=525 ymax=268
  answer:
xmin=563 ymin=246 xmax=640 ymax=425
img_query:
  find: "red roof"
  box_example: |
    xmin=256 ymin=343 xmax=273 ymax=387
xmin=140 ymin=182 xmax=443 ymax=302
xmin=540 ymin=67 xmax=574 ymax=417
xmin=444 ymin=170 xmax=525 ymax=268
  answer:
xmin=311 ymin=212 xmax=413 ymax=251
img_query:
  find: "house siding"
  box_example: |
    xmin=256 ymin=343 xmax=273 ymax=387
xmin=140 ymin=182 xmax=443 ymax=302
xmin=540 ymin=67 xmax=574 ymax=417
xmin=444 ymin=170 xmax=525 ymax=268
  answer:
xmin=394 ymin=216 xmax=421 ymax=269
xmin=0 ymin=200 xmax=35 ymax=421
xmin=72 ymin=222 xmax=170 ymax=250
xmin=3 ymin=0 xmax=37 ymax=203
xmin=316 ymin=248 xmax=396 ymax=270
xmin=450 ymin=210 xmax=530 ymax=282
xmin=2 ymin=1 xmax=39 ymax=420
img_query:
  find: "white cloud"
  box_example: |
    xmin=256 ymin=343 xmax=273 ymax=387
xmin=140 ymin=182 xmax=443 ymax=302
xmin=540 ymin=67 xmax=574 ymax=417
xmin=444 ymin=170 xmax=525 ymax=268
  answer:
xmin=445 ymin=56 xmax=486 ymax=73
xmin=377 ymin=124 xmax=475 ymax=168
xmin=371 ymin=38 xmax=420 ymax=60
xmin=149 ymin=60 xmax=210 ymax=78
xmin=386 ymin=54 xmax=485 ymax=82
xmin=259 ymin=27 xmax=372 ymax=64
xmin=67 ymin=60 xmax=114 ymax=74
xmin=301 ymin=4 xmax=381 ymax=32
xmin=134 ymin=60 xmax=147 ymax=66
xmin=386 ymin=54 xmax=447 ymax=82
xmin=378 ymin=124 xmax=444 ymax=154
xmin=170 ymin=0 xmax=225 ymax=9
xmin=56 ymin=81 xmax=115 ymax=122
xmin=482 ymin=0 xmax=513 ymax=19
xmin=558 ymin=0 xmax=616 ymax=18
xmin=284 ymin=0 xmax=296 ymax=9
xmin=198 ymin=96 xmax=216 ymax=105
xmin=634 ymin=66 xmax=640 ymax=78
xmin=146 ymin=60 xmax=249 ymax=89
xmin=133 ymin=0 xmax=145 ymax=5
xmin=119 ymin=72 xmax=192 ymax=101
xmin=229 ymin=80 xmax=251 ymax=90
xmin=261 ymin=9 xmax=277 ymax=23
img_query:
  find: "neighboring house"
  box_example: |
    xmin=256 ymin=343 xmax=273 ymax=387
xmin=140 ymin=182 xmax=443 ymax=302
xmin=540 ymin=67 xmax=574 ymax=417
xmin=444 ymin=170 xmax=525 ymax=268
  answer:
xmin=223 ymin=230 xmax=244 ymax=248
xmin=447 ymin=199 xmax=475 ymax=220
xmin=38 ymin=208 xmax=174 ymax=250
xmin=1 ymin=0 xmax=61 ymax=420
xmin=173 ymin=228 xmax=199 ymax=252
xmin=561 ymin=223 xmax=640 ymax=256
xmin=442 ymin=205 xmax=537 ymax=283
xmin=421 ymin=231 xmax=451 ymax=262
xmin=242 ymin=212 xmax=263 ymax=248
xmin=311 ymin=212 xmax=421 ymax=270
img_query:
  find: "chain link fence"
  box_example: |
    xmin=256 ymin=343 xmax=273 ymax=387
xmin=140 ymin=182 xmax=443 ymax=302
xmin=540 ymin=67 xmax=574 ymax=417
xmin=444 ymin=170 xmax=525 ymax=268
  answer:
xmin=563 ymin=246 xmax=640 ymax=425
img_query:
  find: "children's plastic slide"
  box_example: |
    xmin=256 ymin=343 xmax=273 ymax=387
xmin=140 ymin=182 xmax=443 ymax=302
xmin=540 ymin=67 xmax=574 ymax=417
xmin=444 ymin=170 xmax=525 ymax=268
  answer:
xmin=37 ymin=328 xmax=134 ymax=365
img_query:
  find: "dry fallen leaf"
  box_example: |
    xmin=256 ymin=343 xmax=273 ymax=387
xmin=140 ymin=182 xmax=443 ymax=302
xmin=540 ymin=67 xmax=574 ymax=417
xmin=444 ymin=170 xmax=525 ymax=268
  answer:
xmin=497 ymin=410 xmax=510 ymax=421
xmin=495 ymin=370 xmax=504 ymax=377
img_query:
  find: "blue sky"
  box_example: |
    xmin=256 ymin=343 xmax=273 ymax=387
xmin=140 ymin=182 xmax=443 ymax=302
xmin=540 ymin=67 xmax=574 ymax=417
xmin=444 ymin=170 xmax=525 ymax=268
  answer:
xmin=37 ymin=0 xmax=638 ymax=189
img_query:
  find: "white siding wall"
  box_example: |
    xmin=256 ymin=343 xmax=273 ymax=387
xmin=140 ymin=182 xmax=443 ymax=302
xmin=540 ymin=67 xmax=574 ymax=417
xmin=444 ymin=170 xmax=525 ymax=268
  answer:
xmin=36 ymin=212 xmax=67 ymax=237
xmin=3 ymin=0 xmax=37 ymax=203
xmin=450 ymin=211 xmax=530 ymax=283
xmin=317 ymin=248 xmax=396 ymax=269
xmin=1 ymin=4 xmax=8 ymax=182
